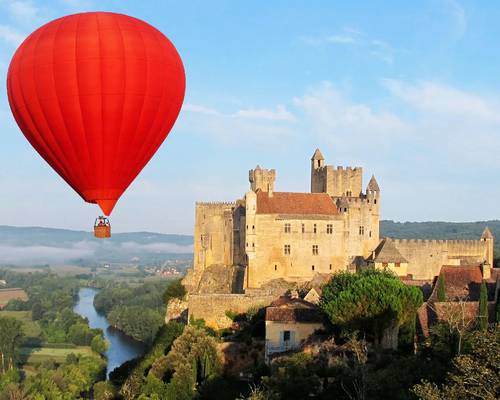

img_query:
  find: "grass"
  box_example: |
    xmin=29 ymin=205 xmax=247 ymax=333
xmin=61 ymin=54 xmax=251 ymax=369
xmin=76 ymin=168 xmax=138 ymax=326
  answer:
xmin=0 ymin=310 xmax=41 ymax=338
xmin=19 ymin=346 xmax=95 ymax=364
xmin=0 ymin=288 xmax=28 ymax=307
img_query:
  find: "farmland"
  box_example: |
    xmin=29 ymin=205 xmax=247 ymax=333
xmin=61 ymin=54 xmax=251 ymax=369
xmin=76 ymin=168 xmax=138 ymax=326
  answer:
xmin=0 ymin=287 xmax=28 ymax=308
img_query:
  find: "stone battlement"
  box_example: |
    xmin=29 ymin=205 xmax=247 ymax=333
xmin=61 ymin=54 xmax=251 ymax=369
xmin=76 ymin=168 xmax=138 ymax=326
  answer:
xmin=196 ymin=201 xmax=236 ymax=207
xmin=389 ymin=238 xmax=485 ymax=245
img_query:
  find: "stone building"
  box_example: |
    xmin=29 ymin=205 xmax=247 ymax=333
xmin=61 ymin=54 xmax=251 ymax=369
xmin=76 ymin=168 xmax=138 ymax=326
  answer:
xmin=181 ymin=149 xmax=495 ymax=329
xmin=187 ymin=149 xmax=380 ymax=290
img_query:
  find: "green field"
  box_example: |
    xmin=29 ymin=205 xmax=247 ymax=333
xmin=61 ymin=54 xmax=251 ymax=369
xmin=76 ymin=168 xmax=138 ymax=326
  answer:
xmin=0 ymin=310 xmax=41 ymax=338
xmin=19 ymin=346 xmax=95 ymax=364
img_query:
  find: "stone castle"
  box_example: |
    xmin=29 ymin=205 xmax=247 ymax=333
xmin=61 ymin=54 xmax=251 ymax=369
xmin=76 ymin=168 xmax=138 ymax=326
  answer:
xmin=179 ymin=149 xmax=494 ymax=328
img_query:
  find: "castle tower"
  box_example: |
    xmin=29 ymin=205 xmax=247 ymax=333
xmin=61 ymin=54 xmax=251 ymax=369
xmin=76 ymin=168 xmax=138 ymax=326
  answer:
xmin=249 ymin=166 xmax=275 ymax=196
xmin=366 ymin=175 xmax=381 ymax=246
xmin=311 ymin=149 xmax=326 ymax=193
xmin=481 ymin=227 xmax=495 ymax=278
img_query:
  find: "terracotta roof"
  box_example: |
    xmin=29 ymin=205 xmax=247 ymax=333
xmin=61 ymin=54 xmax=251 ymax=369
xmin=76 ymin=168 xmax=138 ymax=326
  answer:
xmin=367 ymin=175 xmax=380 ymax=191
xmin=256 ymin=190 xmax=338 ymax=215
xmin=482 ymin=227 xmax=494 ymax=239
xmin=311 ymin=148 xmax=324 ymax=160
xmin=433 ymin=265 xmax=496 ymax=301
xmin=266 ymin=296 xmax=323 ymax=323
xmin=367 ymin=238 xmax=408 ymax=263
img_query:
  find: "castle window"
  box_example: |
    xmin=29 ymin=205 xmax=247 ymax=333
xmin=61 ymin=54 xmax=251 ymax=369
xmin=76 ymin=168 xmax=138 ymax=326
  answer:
xmin=312 ymin=245 xmax=319 ymax=255
xmin=344 ymin=208 xmax=347 ymax=212
xmin=359 ymin=226 xmax=365 ymax=235
xmin=313 ymin=224 xmax=317 ymax=234
xmin=302 ymin=223 xmax=305 ymax=233
xmin=252 ymin=225 xmax=255 ymax=232
xmin=326 ymin=224 xmax=333 ymax=234
xmin=275 ymin=264 xmax=277 ymax=271
xmin=312 ymin=265 xmax=315 ymax=271
xmin=252 ymin=242 xmax=255 ymax=248
xmin=329 ymin=264 xmax=332 ymax=270
xmin=284 ymin=244 xmax=291 ymax=255
xmin=246 ymin=225 xmax=248 ymax=230
xmin=284 ymin=223 xmax=291 ymax=233
xmin=374 ymin=199 xmax=377 ymax=204
xmin=395 ymin=263 xmax=401 ymax=268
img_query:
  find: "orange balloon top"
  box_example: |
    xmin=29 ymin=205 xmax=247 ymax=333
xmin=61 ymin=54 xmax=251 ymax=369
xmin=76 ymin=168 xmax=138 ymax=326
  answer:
xmin=7 ymin=12 xmax=186 ymax=215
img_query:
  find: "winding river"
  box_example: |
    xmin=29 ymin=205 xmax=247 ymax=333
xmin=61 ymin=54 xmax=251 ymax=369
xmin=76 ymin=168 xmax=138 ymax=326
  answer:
xmin=73 ymin=287 xmax=147 ymax=377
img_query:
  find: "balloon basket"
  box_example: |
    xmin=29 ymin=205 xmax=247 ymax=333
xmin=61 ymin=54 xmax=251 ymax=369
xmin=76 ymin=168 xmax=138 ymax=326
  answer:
xmin=94 ymin=225 xmax=111 ymax=239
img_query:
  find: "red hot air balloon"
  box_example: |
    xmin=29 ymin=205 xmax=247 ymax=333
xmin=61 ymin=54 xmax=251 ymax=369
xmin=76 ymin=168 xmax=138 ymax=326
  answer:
xmin=6 ymin=12 xmax=185 ymax=232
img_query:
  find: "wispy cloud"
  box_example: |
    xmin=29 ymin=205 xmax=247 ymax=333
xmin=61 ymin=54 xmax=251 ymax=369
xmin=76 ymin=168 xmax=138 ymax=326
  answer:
xmin=180 ymin=102 xmax=296 ymax=143
xmin=299 ymin=27 xmax=396 ymax=64
xmin=443 ymin=0 xmax=467 ymax=39
xmin=0 ymin=24 xmax=25 ymax=46
xmin=7 ymin=0 xmax=38 ymax=21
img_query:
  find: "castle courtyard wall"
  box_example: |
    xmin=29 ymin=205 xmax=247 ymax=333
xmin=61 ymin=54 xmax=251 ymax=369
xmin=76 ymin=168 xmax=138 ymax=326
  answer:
xmin=188 ymin=293 xmax=276 ymax=329
xmin=391 ymin=239 xmax=488 ymax=280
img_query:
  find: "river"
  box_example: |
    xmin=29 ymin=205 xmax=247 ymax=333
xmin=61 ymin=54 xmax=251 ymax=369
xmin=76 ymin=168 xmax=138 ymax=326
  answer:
xmin=73 ymin=287 xmax=147 ymax=377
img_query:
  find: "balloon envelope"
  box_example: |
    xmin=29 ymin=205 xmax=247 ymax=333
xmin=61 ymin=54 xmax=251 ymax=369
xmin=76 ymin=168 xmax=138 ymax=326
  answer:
xmin=7 ymin=12 xmax=185 ymax=215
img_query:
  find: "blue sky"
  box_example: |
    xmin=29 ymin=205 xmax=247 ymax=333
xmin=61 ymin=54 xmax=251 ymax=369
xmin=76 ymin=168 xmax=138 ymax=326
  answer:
xmin=0 ymin=0 xmax=499 ymax=234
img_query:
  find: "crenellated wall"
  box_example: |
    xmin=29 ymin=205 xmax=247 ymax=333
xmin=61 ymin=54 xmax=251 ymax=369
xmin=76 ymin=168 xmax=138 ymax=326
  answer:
xmin=390 ymin=238 xmax=489 ymax=279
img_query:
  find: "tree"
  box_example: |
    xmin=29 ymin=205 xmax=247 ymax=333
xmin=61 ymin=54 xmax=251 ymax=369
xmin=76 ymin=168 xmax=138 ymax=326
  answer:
xmin=160 ymin=326 xmax=221 ymax=398
xmin=413 ymin=326 xmax=500 ymax=399
xmin=163 ymin=279 xmax=186 ymax=305
xmin=478 ymin=280 xmax=488 ymax=331
xmin=321 ymin=270 xmax=423 ymax=349
xmin=93 ymin=381 xmax=116 ymax=400
xmin=0 ymin=317 xmax=24 ymax=373
xmin=91 ymin=335 xmax=109 ymax=355
xmin=436 ymin=274 xmax=446 ymax=302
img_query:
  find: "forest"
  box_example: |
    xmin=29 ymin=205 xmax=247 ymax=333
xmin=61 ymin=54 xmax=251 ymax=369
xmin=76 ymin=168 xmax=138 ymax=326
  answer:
xmin=0 ymin=269 xmax=108 ymax=398
xmin=93 ymin=280 xmax=185 ymax=344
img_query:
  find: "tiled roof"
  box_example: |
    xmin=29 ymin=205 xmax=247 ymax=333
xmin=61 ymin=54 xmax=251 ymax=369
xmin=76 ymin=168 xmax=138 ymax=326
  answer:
xmin=266 ymin=296 xmax=323 ymax=323
xmin=433 ymin=265 xmax=496 ymax=301
xmin=367 ymin=238 xmax=408 ymax=263
xmin=367 ymin=175 xmax=380 ymax=191
xmin=311 ymin=148 xmax=324 ymax=160
xmin=256 ymin=190 xmax=338 ymax=215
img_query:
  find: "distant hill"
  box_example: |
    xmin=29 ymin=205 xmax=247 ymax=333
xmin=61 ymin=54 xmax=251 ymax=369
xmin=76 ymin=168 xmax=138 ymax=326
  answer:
xmin=380 ymin=220 xmax=500 ymax=240
xmin=0 ymin=225 xmax=194 ymax=267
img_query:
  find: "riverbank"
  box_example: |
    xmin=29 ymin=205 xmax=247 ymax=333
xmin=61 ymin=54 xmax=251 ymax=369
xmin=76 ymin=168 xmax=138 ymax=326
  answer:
xmin=73 ymin=287 xmax=147 ymax=377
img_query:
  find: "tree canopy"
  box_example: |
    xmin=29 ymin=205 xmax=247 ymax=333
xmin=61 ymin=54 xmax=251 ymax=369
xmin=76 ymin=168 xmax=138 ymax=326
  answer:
xmin=321 ymin=270 xmax=423 ymax=348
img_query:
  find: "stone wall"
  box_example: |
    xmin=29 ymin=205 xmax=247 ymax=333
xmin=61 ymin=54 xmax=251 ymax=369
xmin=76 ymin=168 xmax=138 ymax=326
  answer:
xmin=188 ymin=293 xmax=276 ymax=329
xmin=391 ymin=239 xmax=488 ymax=280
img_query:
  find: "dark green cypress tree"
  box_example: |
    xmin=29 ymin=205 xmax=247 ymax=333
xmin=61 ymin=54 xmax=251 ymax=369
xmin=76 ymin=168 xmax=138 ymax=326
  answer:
xmin=479 ymin=280 xmax=488 ymax=331
xmin=437 ymin=274 xmax=446 ymax=302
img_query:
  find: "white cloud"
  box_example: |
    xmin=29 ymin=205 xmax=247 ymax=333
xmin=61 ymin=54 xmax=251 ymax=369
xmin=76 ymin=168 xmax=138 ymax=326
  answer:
xmin=120 ymin=241 xmax=193 ymax=254
xmin=0 ymin=24 xmax=25 ymax=46
xmin=58 ymin=0 xmax=93 ymax=8
xmin=7 ymin=1 xmax=38 ymax=20
xmin=180 ymin=102 xmax=296 ymax=143
xmin=234 ymin=105 xmax=295 ymax=121
xmin=293 ymin=81 xmax=408 ymax=149
xmin=443 ymin=0 xmax=467 ymax=38
xmin=299 ymin=28 xmax=395 ymax=63
xmin=326 ymin=34 xmax=356 ymax=44
xmin=0 ymin=241 xmax=96 ymax=265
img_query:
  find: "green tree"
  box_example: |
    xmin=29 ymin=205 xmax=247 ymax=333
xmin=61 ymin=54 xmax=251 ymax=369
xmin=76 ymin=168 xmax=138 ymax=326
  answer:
xmin=413 ymin=326 xmax=500 ymax=400
xmin=436 ymin=274 xmax=446 ymax=302
xmin=91 ymin=335 xmax=109 ymax=355
xmin=0 ymin=316 xmax=24 ymax=373
xmin=321 ymin=270 xmax=423 ymax=350
xmin=163 ymin=279 xmax=186 ymax=305
xmin=93 ymin=381 xmax=116 ymax=400
xmin=478 ymin=280 xmax=488 ymax=331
